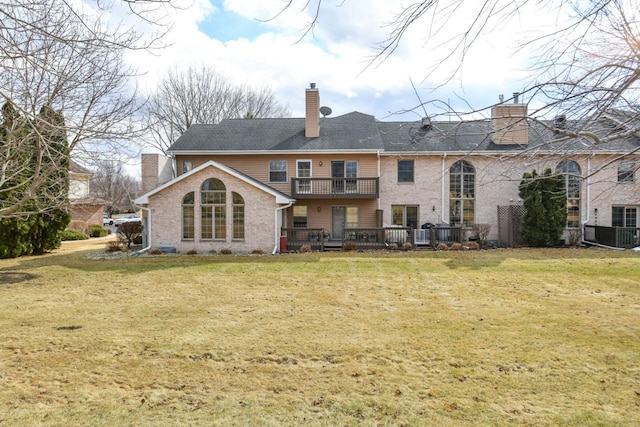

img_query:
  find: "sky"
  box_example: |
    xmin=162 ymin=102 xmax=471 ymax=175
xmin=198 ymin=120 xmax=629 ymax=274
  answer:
xmin=123 ymin=0 xmax=562 ymax=123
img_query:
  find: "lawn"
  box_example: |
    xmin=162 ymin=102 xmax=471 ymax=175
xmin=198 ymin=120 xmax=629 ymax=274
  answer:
xmin=0 ymin=243 xmax=639 ymax=426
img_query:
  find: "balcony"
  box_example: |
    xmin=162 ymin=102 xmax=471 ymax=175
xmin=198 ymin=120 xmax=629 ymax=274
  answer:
xmin=291 ymin=177 xmax=379 ymax=199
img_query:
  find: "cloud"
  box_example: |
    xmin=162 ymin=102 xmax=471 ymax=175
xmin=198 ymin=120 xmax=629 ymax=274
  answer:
xmin=123 ymin=0 xmax=563 ymax=123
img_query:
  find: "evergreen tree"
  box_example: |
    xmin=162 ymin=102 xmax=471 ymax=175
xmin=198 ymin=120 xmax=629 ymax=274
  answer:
xmin=519 ymin=168 xmax=567 ymax=247
xmin=0 ymin=101 xmax=70 ymax=258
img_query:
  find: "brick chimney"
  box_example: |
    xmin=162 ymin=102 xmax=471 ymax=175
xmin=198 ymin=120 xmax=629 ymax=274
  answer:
xmin=491 ymin=92 xmax=528 ymax=145
xmin=305 ymin=83 xmax=320 ymax=138
xmin=141 ymin=153 xmax=173 ymax=194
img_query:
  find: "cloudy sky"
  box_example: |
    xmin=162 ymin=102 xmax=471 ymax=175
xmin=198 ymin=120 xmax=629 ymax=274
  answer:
xmin=124 ymin=0 xmax=562 ymax=122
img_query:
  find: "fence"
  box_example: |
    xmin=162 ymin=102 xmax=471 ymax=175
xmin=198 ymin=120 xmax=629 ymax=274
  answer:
xmin=583 ymin=225 xmax=640 ymax=249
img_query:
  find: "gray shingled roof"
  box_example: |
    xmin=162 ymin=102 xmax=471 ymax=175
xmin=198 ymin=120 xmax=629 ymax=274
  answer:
xmin=168 ymin=111 xmax=384 ymax=153
xmin=168 ymin=111 xmax=640 ymax=155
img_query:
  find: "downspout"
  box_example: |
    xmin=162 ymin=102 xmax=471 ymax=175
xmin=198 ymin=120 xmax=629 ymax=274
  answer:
xmin=377 ymin=150 xmax=381 ymax=210
xmin=133 ymin=205 xmax=152 ymax=256
xmin=441 ymin=153 xmax=447 ymax=223
xmin=272 ymin=202 xmax=294 ymax=255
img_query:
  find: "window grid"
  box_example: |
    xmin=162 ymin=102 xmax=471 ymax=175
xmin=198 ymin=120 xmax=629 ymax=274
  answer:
xmin=397 ymin=160 xmax=414 ymax=183
xmin=449 ymin=160 xmax=475 ymax=226
xmin=270 ymin=160 xmax=287 ymax=183
xmin=557 ymin=161 xmax=581 ymax=228
xmin=618 ymin=161 xmax=635 ymax=183
xmin=232 ymin=192 xmax=244 ymax=240
xmin=201 ymin=178 xmax=226 ymax=240
xmin=182 ymin=192 xmax=195 ymax=240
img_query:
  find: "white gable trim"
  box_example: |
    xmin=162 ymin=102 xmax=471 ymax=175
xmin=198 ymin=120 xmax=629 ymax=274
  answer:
xmin=134 ymin=160 xmax=296 ymax=205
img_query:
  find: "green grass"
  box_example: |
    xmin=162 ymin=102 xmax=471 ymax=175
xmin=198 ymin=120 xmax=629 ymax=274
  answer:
xmin=0 ymin=245 xmax=639 ymax=426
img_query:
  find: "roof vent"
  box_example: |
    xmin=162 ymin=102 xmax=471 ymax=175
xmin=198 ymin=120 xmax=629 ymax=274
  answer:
xmin=513 ymin=92 xmax=520 ymax=104
xmin=421 ymin=117 xmax=432 ymax=129
xmin=554 ymin=114 xmax=567 ymax=130
xmin=499 ymin=94 xmax=504 ymax=103
xmin=310 ymin=82 xmax=316 ymax=89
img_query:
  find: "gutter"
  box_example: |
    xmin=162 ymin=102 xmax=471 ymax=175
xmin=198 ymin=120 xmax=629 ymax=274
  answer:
xmin=133 ymin=205 xmax=152 ymax=256
xmin=441 ymin=153 xmax=447 ymax=223
xmin=272 ymin=201 xmax=294 ymax=255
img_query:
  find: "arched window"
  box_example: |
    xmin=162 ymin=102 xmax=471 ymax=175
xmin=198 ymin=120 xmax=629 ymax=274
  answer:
xmin=201 ymin=178 xmax=226 ymax=240
xmin=449 ymin=160 xmax=475 ymax=226
xmin=232 ymin=192 xmax=245 ymax=240
xmin=182 ymin=192 xmax=195 ymax=240
xmin=556 ymin=160 xmax=581 ymax=228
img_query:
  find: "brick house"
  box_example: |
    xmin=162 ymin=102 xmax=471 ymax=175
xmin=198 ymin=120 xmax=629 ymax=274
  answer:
xmin=69 ymin=161 xmax=105 ymax=227
xmin=135 ymin=84 xmax=639 ymax=253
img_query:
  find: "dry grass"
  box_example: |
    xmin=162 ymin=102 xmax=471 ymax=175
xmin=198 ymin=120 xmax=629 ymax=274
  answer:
xmin=0 ymin=246 xmax=639 ymax=426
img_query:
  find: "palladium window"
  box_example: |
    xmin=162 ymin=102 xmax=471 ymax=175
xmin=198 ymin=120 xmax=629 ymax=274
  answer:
xmin=556 ymin=160 xmax=581 ymax=228
xmin=397 ymin=160 xmax=414 ymax=183
xmin=201 ymin=178 xmax=226 ymax=240
xmin=232 ymin=192 xmax=245 ymax=240
xmin=449 ymin=160 xmax=475 ymax=226
xmin=269 ymin=160 xmax=287 ymax=183
xmin=392 ymin=205 xmax=418 ymax=228
xmin=182 ymin=192 xmax=194 ymax=240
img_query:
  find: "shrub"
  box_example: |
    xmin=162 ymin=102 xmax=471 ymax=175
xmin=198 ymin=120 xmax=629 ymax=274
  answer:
xmin=450 ymin=243 xmax=463 ymax=251
xmin=342 ymin=241 xmax=358 ymax=252
xmin=106 ymin=241 xmax=122 ymax=252
xmin=220 ymin=248 xmax=232 ymax=255
xmin=251 ymin=249 xmax=264 ymax=255
xmin=61 ymin=228 xmax=90 ymax=241
xmin=148 ymin=248 xmax=163 ymax=255
xmin=436 ymin=242 xmax=449 ymax=251
xmin=87 ymin=224 xmax=107 ymax=238
xmin=567 ymin=228 xmax=582 ymax=247
xmin=472 ymin=223 xmax=491 ymax=247
xmin=68 ymin=220 xmax=88 ymax=233
xmin=402 ymin=242 xmax=413 ymax=251
xmin=464 ymin=241 xmax=480 ymax=250
xmin=519 ymin=168 xmax=567 ymax=247
xmin=186 ymin=249 xmax=198 ymax=255
xmin=208 ymin=249 xmax=217 ymax=254
xmin=387 ymin=243 xmax=399 ymax=250
xmin=300 ymin=244 xmax=312 ymax=253
xmin=117 ymin=221 xmax=143 ymax=248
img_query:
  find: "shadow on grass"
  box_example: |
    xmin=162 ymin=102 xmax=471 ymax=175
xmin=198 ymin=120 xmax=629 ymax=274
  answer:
xmin=0 ymin=271 xmax=39 ymax=284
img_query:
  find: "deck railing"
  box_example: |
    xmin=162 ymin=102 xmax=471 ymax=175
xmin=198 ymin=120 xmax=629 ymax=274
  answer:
xmin=583 ymin=225 xmax=640 ymax=249
xmin=280 ymin=228 xmax=327 ymax=251
xmin=291 ymin=177 xmax=379 ymax=199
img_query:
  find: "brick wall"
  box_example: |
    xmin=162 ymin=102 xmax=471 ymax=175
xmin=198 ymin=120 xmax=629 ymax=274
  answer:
xmin=147 ymin=164 xmax=283 ymax=254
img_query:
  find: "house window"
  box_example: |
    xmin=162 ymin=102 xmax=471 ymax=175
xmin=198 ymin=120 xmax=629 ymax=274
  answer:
xmin=182 ymin=160 xmax=194 ymax=174
xmin=556 ymin=160 xmax=581 ymax=228
xmin=392 ymin=205 xmax=418 ymax=228
xmin=346 ymin=207 xmax=359 ymax=227
xmin=201 ymin=178 xmax=226 ymax=240
xmin=618 ymin=160 xmax=635 ymax=183
xmin=296 ymin=160 xmax=312 ymax=194
xmin=331 ymin=160 xmax=358 ymax=193
xmin=182 ymin=192 xmax=195 ymax=240
xmin=269 ymin=160 xmax=287 ymax=183
xmin=449 ymin=160 xmax=475 ymax=226
xmin=397 ymin=160 xmax=414 ymax=183
xmin=232 ymin=192 xmax=244 ymax=240
xmin=612 ymin=206 xmax=638 ymax=227
xmin=293 ymin=206 xmax=308 ymax=228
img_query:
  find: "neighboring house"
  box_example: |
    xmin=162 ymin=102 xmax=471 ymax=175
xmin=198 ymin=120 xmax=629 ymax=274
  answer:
xmin=69 ymin=161 xmax=105 ymax=227
xmin=135 ymin=84 xmax=640 ymax=253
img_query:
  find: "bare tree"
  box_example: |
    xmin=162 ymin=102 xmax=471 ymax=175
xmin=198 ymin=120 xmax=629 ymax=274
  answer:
xmin=0 ymin=0 xmax=174 ymax=220
xmin=143 ymin=65 xmax=291 ymax=154
xmin=276 ymin=1 xmax=640 ymax=150
xmin=90 ymin=160 xmax=141 ymax=215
